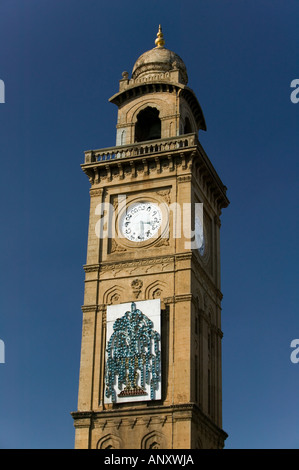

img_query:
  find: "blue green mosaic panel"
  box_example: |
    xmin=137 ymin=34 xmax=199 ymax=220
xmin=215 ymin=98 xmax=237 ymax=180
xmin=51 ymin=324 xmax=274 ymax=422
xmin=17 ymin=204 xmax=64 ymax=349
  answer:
xmin=105 ymin=302 xmax=161 ymax=402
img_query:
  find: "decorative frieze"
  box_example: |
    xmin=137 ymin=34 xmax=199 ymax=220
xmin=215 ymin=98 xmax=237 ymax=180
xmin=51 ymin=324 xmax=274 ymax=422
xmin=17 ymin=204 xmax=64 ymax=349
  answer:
xmin=99 ymin=255 xmax=174 ymax=276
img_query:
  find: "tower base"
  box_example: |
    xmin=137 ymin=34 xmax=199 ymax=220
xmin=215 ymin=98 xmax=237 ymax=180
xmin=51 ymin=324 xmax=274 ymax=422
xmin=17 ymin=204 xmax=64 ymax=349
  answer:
xmin=71 ymin=404 xmax=227 ymax=449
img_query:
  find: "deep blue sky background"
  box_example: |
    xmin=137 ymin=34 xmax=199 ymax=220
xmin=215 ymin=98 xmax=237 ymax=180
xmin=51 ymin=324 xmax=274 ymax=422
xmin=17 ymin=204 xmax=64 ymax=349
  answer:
xmin=0 ymin=0 xmax=298 ymax=449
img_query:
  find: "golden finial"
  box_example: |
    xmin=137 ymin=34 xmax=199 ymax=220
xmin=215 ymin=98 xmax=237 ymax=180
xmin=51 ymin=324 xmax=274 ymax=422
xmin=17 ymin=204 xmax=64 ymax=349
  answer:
xmin=155 ymin=25 xmax=165 ymax=48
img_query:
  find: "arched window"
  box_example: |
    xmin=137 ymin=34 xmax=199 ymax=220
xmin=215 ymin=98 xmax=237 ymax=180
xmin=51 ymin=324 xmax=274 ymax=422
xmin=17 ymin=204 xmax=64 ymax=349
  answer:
xmin=184 ymin=116 xmax=192 ymax=134
xmin=135 ymin=107 xmax=161 ymax=142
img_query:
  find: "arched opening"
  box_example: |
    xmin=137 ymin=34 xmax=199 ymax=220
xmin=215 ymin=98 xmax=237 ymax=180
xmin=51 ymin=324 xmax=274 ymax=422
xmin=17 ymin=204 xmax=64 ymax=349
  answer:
xmin=184 ymin=116 xmax=192 ymax=134
xmin=135 ymin=107 xmax=161 ymax=142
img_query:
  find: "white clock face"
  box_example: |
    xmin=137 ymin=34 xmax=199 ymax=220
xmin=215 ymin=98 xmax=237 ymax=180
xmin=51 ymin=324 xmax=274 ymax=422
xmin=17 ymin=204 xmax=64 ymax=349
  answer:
xmin=195 ymin=215 xmax=205 ymax=256
xmin=121 ymin=202 xmax=162 ymax=242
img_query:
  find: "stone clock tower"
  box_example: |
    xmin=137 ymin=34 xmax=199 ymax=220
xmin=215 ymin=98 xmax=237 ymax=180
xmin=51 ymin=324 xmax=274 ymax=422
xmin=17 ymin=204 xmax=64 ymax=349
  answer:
xmin=72 ymin=26 xmax=229 ymax=449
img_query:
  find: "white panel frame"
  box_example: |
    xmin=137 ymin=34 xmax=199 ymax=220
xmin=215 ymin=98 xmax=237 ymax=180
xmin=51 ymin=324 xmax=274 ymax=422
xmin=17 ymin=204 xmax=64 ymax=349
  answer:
xmin=104 ymin=299 xmax=161 ymax=404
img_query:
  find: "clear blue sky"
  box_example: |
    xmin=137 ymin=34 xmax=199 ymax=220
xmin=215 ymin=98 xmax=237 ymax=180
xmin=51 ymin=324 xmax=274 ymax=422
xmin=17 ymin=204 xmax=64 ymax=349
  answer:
xmin=0 ymin=0 xmax=298 ymax=449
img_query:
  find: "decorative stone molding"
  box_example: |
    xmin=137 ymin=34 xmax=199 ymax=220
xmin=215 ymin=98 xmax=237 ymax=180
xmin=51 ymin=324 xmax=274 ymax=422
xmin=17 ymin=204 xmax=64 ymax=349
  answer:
xmin=131 ymin=278 xmax=143 ymax=299
xmin=177 ymin=174 xmax=192 ymax=184
xmin=163 ymin=296 xmax=175 ymax=304
xmin=110 ymin=239 xmax=127 ymax=253
xmin=175 ymin=253 xmax=192 ymax=262
xmin=100 ymin=255 xmax=174 ymax=276
xmin=154 ymin=237 xmax=169 ymax=247
xmin=103 ymin=285 xmax=125 ymax=305
xmin=83 ymin=264 xmax=100 ymax=274
xmin=71 ymin=411 xmax=93 ymax=428
xmin=89 ymin=187 xmax=104 ymax=198
xmin=152 ymin=288 xmax=162 ymax=299
xmin=129 ymin=418 xmax=138 ymax=429
xmin=81 ymin=305 xmax=98 ymax=313
xmin=141 ymin=430 xmax=167 ymax=449
xmin=98 ymin=304 xmax=106 ymax=313
xmin=144 ymin=279 xmax=167 ymax=300
xmin=156 ymin=188 xmax=171 ymax=204
xmin=96 ymin=433 xmax=122 ymax=449
xmin=173 ymin=294 xmax=193 ymax=303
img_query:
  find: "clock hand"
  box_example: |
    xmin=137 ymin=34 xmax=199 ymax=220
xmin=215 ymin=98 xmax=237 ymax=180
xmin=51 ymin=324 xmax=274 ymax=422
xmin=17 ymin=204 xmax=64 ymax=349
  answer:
xmin=139 ymin=221 xmax=144 ymax=239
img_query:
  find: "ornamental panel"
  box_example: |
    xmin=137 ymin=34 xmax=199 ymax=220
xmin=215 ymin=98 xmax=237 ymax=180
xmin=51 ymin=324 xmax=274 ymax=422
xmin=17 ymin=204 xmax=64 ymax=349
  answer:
xmin=104 ymin=300 xmax=161 ymax=404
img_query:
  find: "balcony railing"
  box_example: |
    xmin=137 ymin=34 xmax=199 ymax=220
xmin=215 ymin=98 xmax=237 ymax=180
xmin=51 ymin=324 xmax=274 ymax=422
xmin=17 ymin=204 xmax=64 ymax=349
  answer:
xmin=84 ymin=133 xmax=198 ymax=164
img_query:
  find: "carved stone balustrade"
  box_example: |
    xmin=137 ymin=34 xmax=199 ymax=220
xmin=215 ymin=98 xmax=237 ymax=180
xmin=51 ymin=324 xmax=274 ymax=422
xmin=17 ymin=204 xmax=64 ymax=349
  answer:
xmin=84 ymin=133 xmax=198 ymax=164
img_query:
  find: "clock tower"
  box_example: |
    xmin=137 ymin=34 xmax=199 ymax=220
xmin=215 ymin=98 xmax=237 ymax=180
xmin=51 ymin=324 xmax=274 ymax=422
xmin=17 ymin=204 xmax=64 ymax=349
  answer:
xmin=72 ymin=26 xmax=229 ymax=449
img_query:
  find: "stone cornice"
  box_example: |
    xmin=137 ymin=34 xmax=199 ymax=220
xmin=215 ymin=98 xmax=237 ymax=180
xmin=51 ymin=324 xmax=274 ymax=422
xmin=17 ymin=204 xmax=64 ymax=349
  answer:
xmin=71 ymin=403 xmax=228 ymax=442
xmin=83 ymin=263 xmax=100 ymax=273
xmin=109 ymin=81 xmax=183 ymax=106
xmin=82 ymin=135 xmax=229 ymax=211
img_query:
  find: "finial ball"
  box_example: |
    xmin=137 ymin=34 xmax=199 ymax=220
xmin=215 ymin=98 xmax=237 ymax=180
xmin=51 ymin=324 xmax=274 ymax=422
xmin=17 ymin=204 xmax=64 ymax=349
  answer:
xmin=155 ymin=24 xmax=165 ymax=48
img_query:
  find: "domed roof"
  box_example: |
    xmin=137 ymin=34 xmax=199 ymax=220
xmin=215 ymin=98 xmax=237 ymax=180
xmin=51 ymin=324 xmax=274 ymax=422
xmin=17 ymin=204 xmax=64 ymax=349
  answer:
xmin=131 ymin=26 xmax=188 ymax=85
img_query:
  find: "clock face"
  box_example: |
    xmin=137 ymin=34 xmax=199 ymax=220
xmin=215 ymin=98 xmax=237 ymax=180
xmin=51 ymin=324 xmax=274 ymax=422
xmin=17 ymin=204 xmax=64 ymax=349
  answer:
xmin=121 ymin=202 xmax=162 ymax=242
xmin=195 ymin=215 xmax=205 ymax=256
